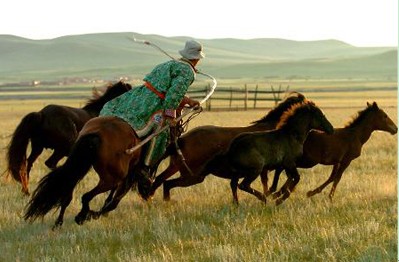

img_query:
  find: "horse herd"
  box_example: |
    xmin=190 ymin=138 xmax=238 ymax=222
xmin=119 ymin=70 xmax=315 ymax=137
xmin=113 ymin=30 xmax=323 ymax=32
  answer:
xmin=5 ymin=81 xmax=398 ymax=229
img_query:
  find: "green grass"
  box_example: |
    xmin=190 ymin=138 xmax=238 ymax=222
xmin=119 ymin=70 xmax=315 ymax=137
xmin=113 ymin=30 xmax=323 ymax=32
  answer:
xmin=0 ymin=90 xmax=397 ymax=261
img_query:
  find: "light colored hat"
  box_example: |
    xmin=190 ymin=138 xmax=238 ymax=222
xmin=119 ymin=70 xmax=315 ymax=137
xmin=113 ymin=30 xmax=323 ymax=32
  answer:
xmin=179 ymin=40 xmax=205 ymax=60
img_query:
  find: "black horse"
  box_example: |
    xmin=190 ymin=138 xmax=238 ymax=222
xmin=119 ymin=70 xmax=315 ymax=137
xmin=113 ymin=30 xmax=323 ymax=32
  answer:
xmin=206 ymin=100 xmax=334 ymax=205
xmin=6 ymin=81 xmax=131 ymax=195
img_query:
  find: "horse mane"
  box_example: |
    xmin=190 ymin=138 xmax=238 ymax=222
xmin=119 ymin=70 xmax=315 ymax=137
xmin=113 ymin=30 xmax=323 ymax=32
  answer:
xmin=91 ymin=87 xmax=103 ymax=100
xmin=344 ymin=102 xmax=379 ymax=128
xmin=83 ymin=81 xmax=132 ymax=109
xmin=276 ymin=100 xmax=316 ymax=130
xmin=251 ymin=91 xmax=306 ymax=124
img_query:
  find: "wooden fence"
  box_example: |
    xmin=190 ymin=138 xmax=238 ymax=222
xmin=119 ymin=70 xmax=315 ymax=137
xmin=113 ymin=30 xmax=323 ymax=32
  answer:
xmin=187 ymin=84 xmax=289 ymax=111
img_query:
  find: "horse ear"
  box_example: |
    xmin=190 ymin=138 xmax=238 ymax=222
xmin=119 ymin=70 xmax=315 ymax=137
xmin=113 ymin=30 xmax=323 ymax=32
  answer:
xmin=366 ymin=102 xmax=371 ymax=107
xmin=372 ymin=101 xmax=378 ymax=108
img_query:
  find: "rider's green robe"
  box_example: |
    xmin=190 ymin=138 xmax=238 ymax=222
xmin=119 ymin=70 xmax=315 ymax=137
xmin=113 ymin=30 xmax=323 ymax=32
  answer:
xmin=100 ymin=59 xmax=196 ymax=166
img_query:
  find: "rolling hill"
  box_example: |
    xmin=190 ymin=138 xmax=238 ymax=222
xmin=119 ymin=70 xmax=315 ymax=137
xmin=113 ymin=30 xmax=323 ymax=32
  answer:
xmin=0 ymin=32 xmax=396 ymax=83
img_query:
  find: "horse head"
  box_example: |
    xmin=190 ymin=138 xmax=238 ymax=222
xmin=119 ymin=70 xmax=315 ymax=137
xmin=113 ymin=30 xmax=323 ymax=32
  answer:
xmin=277 ymin=101 xmax=334 ymax=135
xmin=307 ymin=101 xmax=334 ymax=134
xmin=367 ymin=101 xmax=398 ymax=135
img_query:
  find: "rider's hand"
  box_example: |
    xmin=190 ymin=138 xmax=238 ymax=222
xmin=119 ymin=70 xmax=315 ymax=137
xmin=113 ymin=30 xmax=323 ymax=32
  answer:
xmin=178 ymin=96 xmax=200 ymax=109
xmin=187 ymin=99 xmax=200 ymax=108
xmin=166 ymin=117 xmax=178 ymax=127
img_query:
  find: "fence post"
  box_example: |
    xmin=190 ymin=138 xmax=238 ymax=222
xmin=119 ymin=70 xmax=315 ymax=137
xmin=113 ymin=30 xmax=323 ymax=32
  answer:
xmin=254 ymin=84 xmax=258 ymax=109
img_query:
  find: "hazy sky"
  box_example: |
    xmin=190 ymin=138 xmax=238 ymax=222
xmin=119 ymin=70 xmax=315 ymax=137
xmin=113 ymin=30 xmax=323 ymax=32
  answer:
xmin=2 ymin=0 xmax=397 ymax=47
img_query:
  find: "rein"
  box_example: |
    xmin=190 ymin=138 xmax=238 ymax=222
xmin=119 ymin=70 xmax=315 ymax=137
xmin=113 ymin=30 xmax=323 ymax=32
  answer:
xmin=125 ymin=105 xmax=202 ymax=155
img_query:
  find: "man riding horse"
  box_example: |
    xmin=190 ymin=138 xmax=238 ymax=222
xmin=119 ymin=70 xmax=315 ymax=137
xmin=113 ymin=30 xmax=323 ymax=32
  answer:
xmin=99 ymin=40 xmax=204 ymax=180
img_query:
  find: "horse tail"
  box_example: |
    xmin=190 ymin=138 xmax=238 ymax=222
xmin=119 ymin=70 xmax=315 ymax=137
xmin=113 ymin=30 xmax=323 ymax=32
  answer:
xmin=6 ymin=112 xmax=42 ymax=184
xmin=24 ymin=133 xmax=101 ymax=222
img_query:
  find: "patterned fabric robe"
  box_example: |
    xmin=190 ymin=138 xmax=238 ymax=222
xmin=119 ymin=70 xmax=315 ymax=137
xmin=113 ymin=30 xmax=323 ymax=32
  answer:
xmin=100 ymin=59 xmax=196 ymax=166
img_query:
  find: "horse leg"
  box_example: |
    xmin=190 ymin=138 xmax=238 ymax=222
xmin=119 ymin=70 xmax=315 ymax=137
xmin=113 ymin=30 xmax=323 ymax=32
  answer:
xmin=52 ymin=192 xmax=73 ymax=230
xmin=95 ymin=188 xmax=116 ymax=218
xmin=24 ymin=142 xmax=44 ymax=195
xmin=149 ymin=164 xmax=179 ymax=197
xmin=307 ymin=163 xmax=341 ymax=198
xmin=270 ymin=167 xmax=284 ymax=195
xmin=275 ymin=167 xmax=300 ymax=205
xmin=102 ymin=188 xmax=116 ymax=209
xmin=271 ymin=168 xmax=289 ymax=199
xmin=163 ymin=175 xmax=205 ymax=201
xmin=260 ymin=168 xmax=270 ymax=196
xmin=328 ymin=161 xmax=351 ymax=200
xmin=96 ymin=175 xmax=138 ymax=218
xmin=45 ymin=150 xmax=66 ymax=169
xmin=230 ymin=178 xmax=239 ymax=204
xmin=75 ymin=182 xmax=113 ymax=225
xmin=238 ymin=172 xmax=267 ymax=203
xmin=27 ymin=143 xmax=43 ymax=176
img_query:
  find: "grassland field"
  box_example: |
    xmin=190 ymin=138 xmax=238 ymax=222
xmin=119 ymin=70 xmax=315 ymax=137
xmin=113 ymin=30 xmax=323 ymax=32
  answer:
xmin=0 ymin=82 xmax=397 ymax=261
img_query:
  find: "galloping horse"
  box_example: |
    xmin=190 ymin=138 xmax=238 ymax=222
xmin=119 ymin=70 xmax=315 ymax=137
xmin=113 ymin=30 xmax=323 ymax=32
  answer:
xmin=209 ymin=100 xmax=334 ymax=205
xmin=267 ymin=101 xmax=397 ymax=200
xmin=149 ymin=92 xmax=307 ymax=201
xmin=6 ymin=81 xmax=131 ymax=195
xmin=24 ymin=115 xmax=152 ymax=229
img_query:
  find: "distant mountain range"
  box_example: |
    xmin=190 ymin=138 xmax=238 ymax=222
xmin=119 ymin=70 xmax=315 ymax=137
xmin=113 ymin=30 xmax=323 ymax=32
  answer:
xmin=0 ymin=32 xmax=396 ymax=83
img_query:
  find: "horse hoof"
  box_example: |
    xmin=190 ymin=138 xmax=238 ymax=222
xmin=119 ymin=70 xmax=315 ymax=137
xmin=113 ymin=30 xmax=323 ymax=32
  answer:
xmin=275 ymin=198 xmax=284 ymax=206
xmin=74 ymin=215 xmax=86 ymax=225
xmin=52 ymin=221 xmax=63 ymax=230
xmin=271 ymin=193 xmax=280 ymax=200
xmin=21 ymin=189 xmax=30 ymax=196
xmin=260 ymin=196 xmax=267 ymax=204
xmin=140 ymin=195 xmax=153 ymax=202
xmin=163 ymin=195 xmax=171 ymax=201
xmin=91 ymin=211 xmax=101 ymax=220
xmin=306 ymin=191 xmax=315 ymax=198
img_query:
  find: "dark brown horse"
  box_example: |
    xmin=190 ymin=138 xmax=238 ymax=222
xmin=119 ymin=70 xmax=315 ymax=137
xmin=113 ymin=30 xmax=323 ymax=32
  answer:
xmin=266 ymin=101 xmax=397 ymax=200
xmin=208 ymin=100 xmax=334 ymax=205
xmin=6 ymin=81 xmax=131 ymax=195
xmin=23 ymin=115 xmax=152 ymax=229
xmin=149 ymin=92 xmax=307 ymax=201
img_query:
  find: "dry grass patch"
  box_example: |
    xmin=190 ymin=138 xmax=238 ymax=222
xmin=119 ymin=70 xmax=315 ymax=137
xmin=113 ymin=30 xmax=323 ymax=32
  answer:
xmin=0 ymin=97 xmax=396 ymax=261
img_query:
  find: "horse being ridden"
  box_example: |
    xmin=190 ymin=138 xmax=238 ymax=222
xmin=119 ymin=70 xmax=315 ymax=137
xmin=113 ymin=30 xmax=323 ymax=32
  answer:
xmin=149 ymin=92 xmax=307 ymax=202
xmin=267 ymin=101 xmax=398 ymax=200
xmin=6 ymin=81 xmax=131 ymax=195
xmin=211 ymin=100 xmax=334 ymax=205
xmin=24 ymin=40 xmax=206 ymax=228
xmin=23 ymin=116 xmax=147 ymax=229
xmin=24 ymin=104 xmax=201 ymax=229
